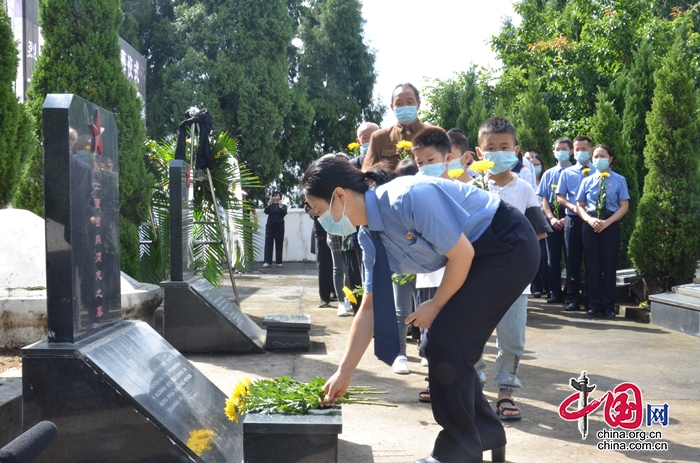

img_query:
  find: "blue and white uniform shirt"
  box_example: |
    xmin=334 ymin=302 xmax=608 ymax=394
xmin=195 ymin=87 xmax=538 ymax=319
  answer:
xmin=536 ymin=163 xmax=572 ymax=207
xmin=556 ymin=162 xmax=596 ymax=215
xmin=576 ymin=169 xmax=630 ymax=215
xmin=359 ymin=175 xmax=501 ymax=291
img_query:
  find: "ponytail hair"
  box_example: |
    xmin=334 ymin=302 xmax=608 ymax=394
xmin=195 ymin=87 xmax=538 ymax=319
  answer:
xmin=301 ymin=156 xmax=396 ymax=202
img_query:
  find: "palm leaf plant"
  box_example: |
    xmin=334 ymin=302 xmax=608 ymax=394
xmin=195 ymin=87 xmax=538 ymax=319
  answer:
xmin=140 ymin=132 xmax=261 ymax=287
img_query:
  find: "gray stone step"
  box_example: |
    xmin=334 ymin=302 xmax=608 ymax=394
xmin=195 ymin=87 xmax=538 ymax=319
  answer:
xmin=650 ymin=292 xmax=700 ymax=312
xmin=673 ymin=283 xmax=700 ymax=299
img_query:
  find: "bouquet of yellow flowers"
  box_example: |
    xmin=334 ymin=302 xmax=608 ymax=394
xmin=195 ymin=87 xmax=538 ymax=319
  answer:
xmin=596 ymin=172 xmax=610 ymax=217
xmin=396 ymin=140 xmax=413 ymax=160
xmin=469 ymin=160 xmax=494 ymax=190
xmin=448 ymin=168 xmax=465 ymax=179
xmin=552 ymin=184 xmax=561 ymax=218
xmin=224 ymin=376 xmax=395 ymax=423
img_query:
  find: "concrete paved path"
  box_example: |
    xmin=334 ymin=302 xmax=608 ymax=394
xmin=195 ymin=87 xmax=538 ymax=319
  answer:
xmin=188 ymin=263 xmax=700 ymax=463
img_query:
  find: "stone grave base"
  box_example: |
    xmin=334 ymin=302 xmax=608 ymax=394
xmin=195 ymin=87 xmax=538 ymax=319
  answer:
xmin=22 ymin=320 xmax=243 ymax=463
xmin=162 ymin=277 xmax=265 ymax=353
xmin=243 ymin=409 xmax=342 ymax=463
xmin=649 ymin=283 xmax=700 ymax=337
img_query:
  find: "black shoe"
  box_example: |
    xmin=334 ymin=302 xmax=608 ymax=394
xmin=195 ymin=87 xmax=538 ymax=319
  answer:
xmin=318 ymin=301 xmax=330 ymax=308
xmin=547 ymin=296 xmax=565 ymax=304
xmin=492 ymin=445 xmax=506 ymax=463
xmin=605 ymin=310 xmax=616 ymax=319
xmin=585 ymin=308 xmax=601 ymax=317
xmin=329 ymin=294 xmax=338 ymax=302
xmin=565 ymin=302 xmax=580 ymax=311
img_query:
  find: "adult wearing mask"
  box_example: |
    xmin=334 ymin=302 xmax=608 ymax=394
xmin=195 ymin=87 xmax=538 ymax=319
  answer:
xmin=350 ymin=122 xmax=380 ymax=169
xmin=361 ymin=83 xmax=426 ymax=171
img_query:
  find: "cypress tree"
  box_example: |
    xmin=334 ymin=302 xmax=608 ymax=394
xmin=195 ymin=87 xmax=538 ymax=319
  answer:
xmin=0 ymin=6 xmax=39 ymax=208
xmin=516 ymin=73 xmax=553 ymax=167
xmin=622 ymin=39 xmax=655 ymax=194
xmin=17 ymin=0 xmax=153 ymax=278
xmin=589 ymin=90 xmax=639 ymax=268
xmin=629 ymin=33 xmax=700 ymax=291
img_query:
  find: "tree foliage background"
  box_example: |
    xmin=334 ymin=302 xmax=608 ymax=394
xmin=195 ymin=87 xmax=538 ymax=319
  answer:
xmin=118 ymin=0 xmax=383 ymax=205
xmin=419 ymin=0 xmax=700 ymax=277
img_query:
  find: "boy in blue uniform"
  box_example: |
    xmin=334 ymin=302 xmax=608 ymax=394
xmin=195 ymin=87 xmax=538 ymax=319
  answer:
xmin=556 ymin=135 xmax=596 ymax=311
xmin=576 ymin=144 xmax=629 ymax=318
xmin=537 ymin=137 xmax=573 ymax=304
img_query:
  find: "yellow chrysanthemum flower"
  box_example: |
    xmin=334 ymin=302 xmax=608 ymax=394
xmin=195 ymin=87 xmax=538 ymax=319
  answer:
xmin=187 ymin=429 xmax=217 ymax=456
xmin=470 ymin=160 xmax=495 ymax=174
xmin=600 ymin=172 xmax=610 ymax=178
xmin=342 ymin=286 xmax=357 ymax=305
xmin=396 ymin=140 xmax=413 ymax=150
xmin=448 ymin=168 xmax=465 ymax=179
xmin=224 ymin=397 xmax=239 ymax=423
xmin=245 ymin=377 xmax=252 ymax=386
xmin=552 ymin=184 xmax=558 ymax=191
xmin=347 ymin=142 xmax=361 ymax=150
xmin=582 ymin=168 xmax=591 ymax=175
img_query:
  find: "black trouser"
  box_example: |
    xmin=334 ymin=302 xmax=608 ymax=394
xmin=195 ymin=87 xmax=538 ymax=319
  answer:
xmin=315 ymin=237 xmax=334 ymax=303
xmin=425 ymin=203 xmax=540 ymax=463
xmin=531 ymin=238 xmax=550 ymax=295
xmin=564 ymin=215 xmax=585 ymax=304
xmin=583 ymin=220 xmax=620 ymax=314
xmin=545 ymin=225 xmax=566 ymax=299
xmin=264 ymin=223 xmax=284 ymax=264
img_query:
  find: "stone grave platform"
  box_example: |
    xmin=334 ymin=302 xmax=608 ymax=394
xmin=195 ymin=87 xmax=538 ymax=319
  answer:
xmin=649 ymin=283 xmax=700 ymax=337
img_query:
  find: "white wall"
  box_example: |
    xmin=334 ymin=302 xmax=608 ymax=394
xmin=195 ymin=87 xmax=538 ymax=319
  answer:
xmin=253 ymin=209 xmax=315 ymax=262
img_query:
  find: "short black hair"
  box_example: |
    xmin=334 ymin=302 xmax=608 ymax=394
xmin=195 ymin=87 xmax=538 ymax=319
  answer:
xmin=411 ymin=126 xmax=452 ymax=156
xmin=392 ymin=83 xmax=420 ymax=102
xmin=272 ymin=191 xmax=282 ymax=197
xmin=477 ymin=116 xmax=518 ymax=146
xmin=396 ymin=158 xmax=419 ymax=177
xmin=573 ymin=135 xmax=593 ymax=148
xmin=447 ymin=130 xmax=469 ymax=154
xmin=553 ymin=137 xmax=573 ymax=150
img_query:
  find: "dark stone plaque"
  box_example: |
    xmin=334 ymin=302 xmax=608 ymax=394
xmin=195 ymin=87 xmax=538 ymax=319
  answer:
xmin=22 ymin=321 xmax=243 ymax=463
xmin=162 ymin=277 xmax=265 ymax=353
xmin=263 ymin=314 xmax=311 ymax=352
xmin=43 ymin=94 xmax=121 ymax=343
xmin=242 ymin=410 xmax=341 ymax=463
xmin=169 ymin=160 xmax=194 ymax=281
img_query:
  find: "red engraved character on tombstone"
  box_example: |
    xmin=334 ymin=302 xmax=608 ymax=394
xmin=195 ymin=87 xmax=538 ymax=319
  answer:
xmin=95 ymin=234 xmax=102 ymax=245
xmin=94 ymin=198 xmax=101 ymax=209
xmin=603 ymin=383 xmax=643 ymax=429
xmin=95 ymin=252 xmax=102 ymax=263
xmin=96 ymin=306 xmax=103 ymax=317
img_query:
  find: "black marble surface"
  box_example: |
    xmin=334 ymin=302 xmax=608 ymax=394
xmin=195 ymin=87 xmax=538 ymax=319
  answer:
xmin=242 ymin=410 xmax=341 ymax=463
xmin=169 ymin=160 xmax=194 ymax=281
xmin=22 ymin=321 xmax=243 ymax=462
xmin=262 ymin=314 xmax=311 ymax=331
xmin=43 ymin=94 xmax=121 ymax=343
xmin=162 ymin=277 xmax=265 ymax=353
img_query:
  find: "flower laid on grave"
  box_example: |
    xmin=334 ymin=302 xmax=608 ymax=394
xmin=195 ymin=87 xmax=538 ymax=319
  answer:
xmin=596 ymin=172 xmax=611 ymax=217
xmin=186 ymin=429 xmax=217 ymax=456
xmin=224 ymin=376 xmax=395 ymax=423
xmin=469 ymin=160 xmax=494 ymax=190
xmin=448 ymin=168 xmax=465 ymax=179
xmin=396 ymin=140 xmax=413 ymax=160
xmin=347 ymin=142 xmax=361 ymax=157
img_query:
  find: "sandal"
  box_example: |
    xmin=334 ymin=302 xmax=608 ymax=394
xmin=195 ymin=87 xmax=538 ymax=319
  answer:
xmin=496 ymin=397 xmax=522 ymax=421
xmin=418 ymin=387 xmax=431 ymax=403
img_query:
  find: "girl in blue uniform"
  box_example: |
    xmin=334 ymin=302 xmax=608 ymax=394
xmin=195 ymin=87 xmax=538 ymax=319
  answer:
xmin=576 ymin=144 xmax=630 ymax=318
xmin=302 ymin=144 xmax=540 ymax=463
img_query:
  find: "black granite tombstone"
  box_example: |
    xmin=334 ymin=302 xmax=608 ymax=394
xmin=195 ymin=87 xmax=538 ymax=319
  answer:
xmin=22 ymin=95 xmax=243 ymax=462
xmin=263 ymin=314 xmax=311 ymax=352
xmin=161 ymin=160 xmax=265 ymax=353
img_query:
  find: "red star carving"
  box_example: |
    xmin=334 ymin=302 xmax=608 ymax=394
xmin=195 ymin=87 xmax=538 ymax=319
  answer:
xmin=90 ymin=109 xmax=104 ymax=155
